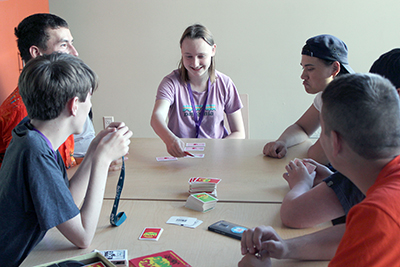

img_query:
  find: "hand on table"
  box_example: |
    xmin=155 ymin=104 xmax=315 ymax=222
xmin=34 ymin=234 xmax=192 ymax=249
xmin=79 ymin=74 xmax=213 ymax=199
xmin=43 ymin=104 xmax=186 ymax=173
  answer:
xmin=165 ymin=137 xmax=186 ymax=157
xmin=241 ymin=226 xmax=288 ymax=260
xmin=263 ymin=141 xmax=287 ymax=159
xmin=238 ymin=251 xmax=272 ymax=267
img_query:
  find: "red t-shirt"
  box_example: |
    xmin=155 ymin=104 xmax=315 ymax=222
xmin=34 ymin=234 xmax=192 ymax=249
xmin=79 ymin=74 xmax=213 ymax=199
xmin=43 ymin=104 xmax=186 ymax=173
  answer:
xmin=0 ymin=87 xmax=75 ymax=168
xmin=329 ymin=155 xmax=400 ymax=266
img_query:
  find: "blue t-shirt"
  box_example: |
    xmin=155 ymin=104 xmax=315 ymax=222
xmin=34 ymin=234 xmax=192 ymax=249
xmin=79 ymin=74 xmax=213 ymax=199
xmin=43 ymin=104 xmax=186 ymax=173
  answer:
xmin=0 ymin=117 xmax=80 ymax=266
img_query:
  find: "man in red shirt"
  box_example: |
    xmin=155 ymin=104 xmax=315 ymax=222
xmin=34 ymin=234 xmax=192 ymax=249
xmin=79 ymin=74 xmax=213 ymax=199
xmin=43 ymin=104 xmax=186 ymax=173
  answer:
xmin=1 ymin=13 xmax=82 ymax=168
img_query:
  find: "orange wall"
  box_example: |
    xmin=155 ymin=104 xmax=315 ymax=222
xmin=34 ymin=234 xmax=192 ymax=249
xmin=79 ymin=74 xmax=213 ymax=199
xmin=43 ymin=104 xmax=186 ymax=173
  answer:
xmin=0 ymin=0 xmax=49 ymax=104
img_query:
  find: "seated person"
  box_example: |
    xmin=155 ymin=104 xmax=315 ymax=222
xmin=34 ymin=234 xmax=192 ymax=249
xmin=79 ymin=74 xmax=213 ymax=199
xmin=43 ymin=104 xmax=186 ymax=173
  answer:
xmin=0 ymin=53 xmax=132 ymax=265
xmin=280 ymin=48 xmax=400 ymax=228
xmin=151 ymin=24 xmax=245 ymax=157
xmin=263 ymin=34 xmax=354 ymax=165
xmin=0 ymin=13 xmax=83 ymax=169
xmin=0 ymin=13 xmax=123 ymax=171
xmin=240 ymin=73 xmax=400 ymax=266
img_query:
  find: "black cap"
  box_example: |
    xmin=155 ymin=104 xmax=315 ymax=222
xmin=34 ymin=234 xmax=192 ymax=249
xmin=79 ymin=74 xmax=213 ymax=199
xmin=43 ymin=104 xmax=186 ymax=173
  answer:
xmin=302 ymin=34 xmax=354 ymax=74
xmin=369 ymin=48 xmax=400 ymax=89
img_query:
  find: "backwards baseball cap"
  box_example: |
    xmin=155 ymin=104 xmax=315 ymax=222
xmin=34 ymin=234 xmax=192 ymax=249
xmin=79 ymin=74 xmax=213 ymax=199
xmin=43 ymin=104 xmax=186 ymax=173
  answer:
xmin=369 ymin=48 xmax=400 ymax=89
xmin=302 ymin=34 xmax=354 ymax=74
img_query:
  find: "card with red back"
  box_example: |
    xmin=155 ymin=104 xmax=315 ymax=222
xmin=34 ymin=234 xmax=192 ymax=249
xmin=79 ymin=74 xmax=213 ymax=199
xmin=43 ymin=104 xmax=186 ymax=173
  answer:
xmin=188 ymin=177 xmax=221 ymax=184
xmin=129 ymin=250 xmax=192 ymax=267
xmin=138 ymin=227 xmax=163 ymax=241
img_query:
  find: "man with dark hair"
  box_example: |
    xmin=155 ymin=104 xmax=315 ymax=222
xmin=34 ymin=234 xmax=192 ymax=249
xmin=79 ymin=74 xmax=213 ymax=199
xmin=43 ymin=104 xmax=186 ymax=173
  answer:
xmin=279 ymin=48 xmax=400 ymax=229
xmin=0 ymin=13 xmax=95 ymax=168
xmin=239 ymin=73 xmax=400 ymax=266
xmin=0 ymin=53 xmax=132 ymax=266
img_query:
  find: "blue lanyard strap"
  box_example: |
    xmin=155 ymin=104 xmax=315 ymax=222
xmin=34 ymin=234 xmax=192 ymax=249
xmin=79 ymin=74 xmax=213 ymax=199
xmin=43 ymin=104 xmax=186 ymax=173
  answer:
xmin=187 ymin=79 xmax=210 ymax=138
xmin=110 ymin=156 xmax=127 ymax=226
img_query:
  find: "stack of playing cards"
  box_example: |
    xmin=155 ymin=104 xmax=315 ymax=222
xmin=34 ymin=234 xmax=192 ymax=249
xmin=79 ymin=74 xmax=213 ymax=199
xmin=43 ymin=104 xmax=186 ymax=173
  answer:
xmin=185 ymin=192 xmax=218 ymax=212
xmin=188 ymin=177 xmax=221 ymax=198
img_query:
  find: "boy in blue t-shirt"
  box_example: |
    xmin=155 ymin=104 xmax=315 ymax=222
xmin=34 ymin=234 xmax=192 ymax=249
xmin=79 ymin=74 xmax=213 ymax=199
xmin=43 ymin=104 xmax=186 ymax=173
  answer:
xmin=0 ymin=53 xmax=132 ymax=266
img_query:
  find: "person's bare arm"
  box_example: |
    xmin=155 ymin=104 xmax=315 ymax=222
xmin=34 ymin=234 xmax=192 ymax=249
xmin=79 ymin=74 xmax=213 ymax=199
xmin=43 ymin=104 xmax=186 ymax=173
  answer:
xmin=263 ymin=104 xmax=320 ymax=158
xmin=225 ymin=109 xmax=245 ymax=139
xmin=241 ymin=224 xmax=345 ymax=261
xmin=58 ymin=123 xmax=132 ymax=248
xmin=307 ymin=139 xmax=330 ymax=165
xmin=150 ymin=99 xmax=186 ymax=157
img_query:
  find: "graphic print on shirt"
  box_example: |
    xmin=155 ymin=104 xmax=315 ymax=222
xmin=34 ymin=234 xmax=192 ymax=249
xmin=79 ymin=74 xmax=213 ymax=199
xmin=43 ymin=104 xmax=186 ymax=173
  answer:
xmin=183 ymin=104 xmax=216 ymax=118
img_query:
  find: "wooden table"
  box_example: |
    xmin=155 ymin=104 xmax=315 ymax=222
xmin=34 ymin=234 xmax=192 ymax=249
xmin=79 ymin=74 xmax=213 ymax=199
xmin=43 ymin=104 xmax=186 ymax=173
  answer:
xmin=22 ymin=200 xmax=330 ymax=267
xmin=104 ymin=138 xmax=314 ymax=202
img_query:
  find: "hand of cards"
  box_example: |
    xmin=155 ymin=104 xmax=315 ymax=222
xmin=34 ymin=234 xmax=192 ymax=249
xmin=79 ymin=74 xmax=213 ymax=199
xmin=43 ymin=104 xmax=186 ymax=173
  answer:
xmin=293 ymin=158 xmax=316 ymax=174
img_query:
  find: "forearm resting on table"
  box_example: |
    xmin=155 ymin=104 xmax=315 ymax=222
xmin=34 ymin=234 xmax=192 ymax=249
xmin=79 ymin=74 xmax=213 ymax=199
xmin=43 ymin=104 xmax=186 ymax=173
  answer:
xmin=285 ymin=224 xmax=345 ymax=261
xmin=277 ymin=124 xmax=310 ymax=148
xmin=281 ymin=181 xmax=345 ymax=228
xmin=280 ymin=181 xmax=313 ymax=228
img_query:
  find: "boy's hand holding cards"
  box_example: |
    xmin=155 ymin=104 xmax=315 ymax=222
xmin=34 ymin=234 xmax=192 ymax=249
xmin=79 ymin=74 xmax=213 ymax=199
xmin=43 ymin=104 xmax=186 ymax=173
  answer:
xmin=294 ymin=158 xmax=316 ymax=174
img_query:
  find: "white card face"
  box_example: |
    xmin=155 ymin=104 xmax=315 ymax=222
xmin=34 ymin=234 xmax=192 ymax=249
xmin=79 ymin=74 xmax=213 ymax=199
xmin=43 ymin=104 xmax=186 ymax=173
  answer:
xmin=183 ymin=219 xmax=203 ymax=229
xmin=184 ymin=147 xmax=205 ymax=151
xmin=186 ymin=143 xmax=206 ymax=147
xmin=156 ymin=156 xmax=178 ymax=162
xmin=166 ymin=216 xmax=197 ymax=226
xmin=184 ymin=154 xmax=205 ymax=158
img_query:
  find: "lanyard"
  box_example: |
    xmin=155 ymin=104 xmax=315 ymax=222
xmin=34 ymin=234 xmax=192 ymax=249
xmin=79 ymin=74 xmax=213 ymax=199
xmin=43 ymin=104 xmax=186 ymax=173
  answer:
xmin=187 ymin=79 xmax=210 ymax=138
xmin=110 ymin=156 xmax=127 ymax=226
xmin=32 ymin=128 xmax=57 ymax=161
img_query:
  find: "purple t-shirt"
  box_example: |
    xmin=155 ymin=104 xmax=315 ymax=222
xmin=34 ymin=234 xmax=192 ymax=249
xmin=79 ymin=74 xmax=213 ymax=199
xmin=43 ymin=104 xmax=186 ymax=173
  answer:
xmin=156 ymin=69 xmax=243 ymax=138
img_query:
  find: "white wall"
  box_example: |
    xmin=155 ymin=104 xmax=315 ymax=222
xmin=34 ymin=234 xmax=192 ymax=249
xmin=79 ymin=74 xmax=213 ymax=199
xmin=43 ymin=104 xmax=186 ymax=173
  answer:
xmin=49 ymin=0 xmax=400 ymax=139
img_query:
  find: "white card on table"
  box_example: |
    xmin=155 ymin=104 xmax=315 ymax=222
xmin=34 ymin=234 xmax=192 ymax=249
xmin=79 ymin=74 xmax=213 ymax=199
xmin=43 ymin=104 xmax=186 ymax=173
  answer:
xmin=166 ymin=216 xmax=197 ymax=226
xmin=156 ymin=156 xmax=178 ymax=162
xmin=183 ymin=219 xmax=203 ymax=229
xmin=186 ymin=143 xmax=206 ymax=147
xmin=184 ymin=147 xmax=205 ymax=151
xmin=184 ymin=154 xmax=205 ymax=158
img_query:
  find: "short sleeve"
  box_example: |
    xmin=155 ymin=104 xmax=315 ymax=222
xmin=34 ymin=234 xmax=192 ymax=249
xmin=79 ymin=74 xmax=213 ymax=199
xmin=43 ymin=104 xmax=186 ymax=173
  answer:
xmin=313 ymin=92 xmax=323 ymax=112
xmin=329 ymin=203 xmax=400 ymax=266
xmin=26 ymin=145 xmax=79 ymax=231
